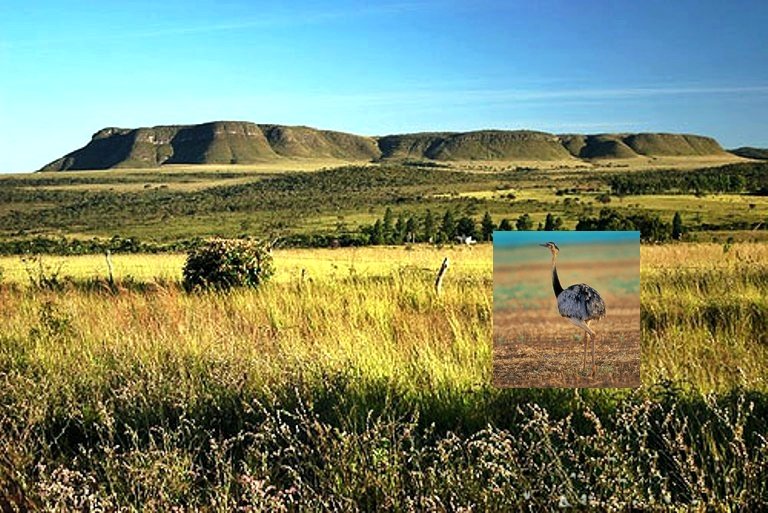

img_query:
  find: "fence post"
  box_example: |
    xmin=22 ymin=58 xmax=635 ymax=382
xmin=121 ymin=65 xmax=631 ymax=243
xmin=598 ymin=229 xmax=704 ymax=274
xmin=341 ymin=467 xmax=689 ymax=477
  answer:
xmin=435 ymin=257 xmax=449 ymax=296
xmin=105 ymin=250 xmax=114 ymax=287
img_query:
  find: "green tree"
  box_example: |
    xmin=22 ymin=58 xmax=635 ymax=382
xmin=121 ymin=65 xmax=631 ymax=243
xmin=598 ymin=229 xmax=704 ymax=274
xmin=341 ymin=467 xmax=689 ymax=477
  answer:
xmin=672 ymin=212 xmax=684 ymax=241
xmin=481 ymin=211 xmax=495 ymax=241
xmin=544 ymin=213 xmax=556 ymax=231
xmin=542 ymin=213 xmax=564 ymax=231
xmin=576 ymin=208 xmax=671 ymax=242
xmin=456 ymin=216 xmax=477 ymax=239
xmin=423 ymin=209 xmax=436 ymax=242
xmin=370 ymin=219 xmax=384 ymax=245
xmin=405 ymin=216 xmax=417 ymax=243
xmin=394 ymin=216 xmax=406 ymax=244
xmin=382 ymin=208 xmax=394 ymax=244
xmin=498 ymin=218 xmax=513 ymax=231
xmin=441 ymin=210 xmax=456 ymax=239
xmin=516 ymin=213 xmax=533 ymax=231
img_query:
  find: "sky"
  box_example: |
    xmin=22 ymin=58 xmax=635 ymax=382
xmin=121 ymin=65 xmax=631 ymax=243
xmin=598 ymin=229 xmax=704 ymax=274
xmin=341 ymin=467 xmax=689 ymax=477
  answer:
xmin=1 ymin=0 xmax=767 ymax=173
xmin=493 ymin=231 xmax=639 ymax=248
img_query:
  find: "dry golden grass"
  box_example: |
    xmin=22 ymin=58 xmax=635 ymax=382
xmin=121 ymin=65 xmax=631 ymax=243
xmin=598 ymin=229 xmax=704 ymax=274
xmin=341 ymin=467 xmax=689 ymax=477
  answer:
xmin=20 ymin=158 xmax=375 ymax=178
xmin=0 ymin=242 xmax=763 ymax=394
xmin=442 ymin=154 xmax=747 ymax=173
xmin=18 ymin=177 xmax=262 ymax=192
xmin=444 ymin=159 xmax=582 ymax=171
xmin=0 ymin=245 xmax=491 ymax=285
xmin=0 ymin=242 xmax=766 ymax=508
xmin=587 ymin=154 xmax=746 ymax=170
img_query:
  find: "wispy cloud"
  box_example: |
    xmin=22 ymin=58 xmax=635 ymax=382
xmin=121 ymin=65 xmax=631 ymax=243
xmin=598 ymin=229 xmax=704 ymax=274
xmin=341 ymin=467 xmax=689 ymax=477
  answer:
xmin=540 ymin=121 xmax=646 ymax=131
xmin=238 ymin=84 xmax=768 ymax=110
xmin=0 ymin=2 xmax=429 ymax=48
xmin=323 ymin=84 xmax=768 ymax=106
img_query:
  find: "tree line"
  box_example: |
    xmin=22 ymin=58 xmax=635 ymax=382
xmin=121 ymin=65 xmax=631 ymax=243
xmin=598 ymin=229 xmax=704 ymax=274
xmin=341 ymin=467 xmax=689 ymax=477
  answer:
xmin=575 ymin=208 xmax=687 ymax=242
xmin=360 ymin=208 xmax=566 ymax=245
xmin=360 ymin=208 xmax=690 ymax=245
xmin=607 ymin=162 xmax=768 ymax=196
xmin=0 ymin=209 xmax=696 ymax=254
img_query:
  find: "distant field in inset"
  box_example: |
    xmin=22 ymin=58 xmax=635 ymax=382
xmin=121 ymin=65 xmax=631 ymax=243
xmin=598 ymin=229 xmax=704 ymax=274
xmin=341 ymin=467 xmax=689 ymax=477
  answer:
xmin=493 ymin=240 xmax=640 ymax=388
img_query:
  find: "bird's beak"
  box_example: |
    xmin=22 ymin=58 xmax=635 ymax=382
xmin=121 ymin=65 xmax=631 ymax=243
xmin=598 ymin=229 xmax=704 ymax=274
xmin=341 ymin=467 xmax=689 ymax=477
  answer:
xmin=539 ymin=244 xmax=548 ymax=247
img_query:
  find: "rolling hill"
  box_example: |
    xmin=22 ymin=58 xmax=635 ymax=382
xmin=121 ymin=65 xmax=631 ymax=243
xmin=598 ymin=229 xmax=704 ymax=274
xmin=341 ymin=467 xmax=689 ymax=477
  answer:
xmin=729 ymin=147 xmax=768 ymax=160
xmin=377 ymin=130 xmax=573 ymax=161
xmin=40 ymin=121 xmax=733 ymax=171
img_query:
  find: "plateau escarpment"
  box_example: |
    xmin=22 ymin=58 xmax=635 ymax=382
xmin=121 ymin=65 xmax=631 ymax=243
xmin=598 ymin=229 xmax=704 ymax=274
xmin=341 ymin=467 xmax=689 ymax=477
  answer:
xmin=40 ymin=121 xmax=733 ymax=171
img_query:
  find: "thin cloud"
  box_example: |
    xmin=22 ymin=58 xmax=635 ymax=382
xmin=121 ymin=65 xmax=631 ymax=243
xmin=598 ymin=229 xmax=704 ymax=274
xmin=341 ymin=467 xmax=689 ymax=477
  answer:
xmin=274 ymin=84 xmax=768 ymax=108
xmin=0 ymin=2 xmax=429 ymax=48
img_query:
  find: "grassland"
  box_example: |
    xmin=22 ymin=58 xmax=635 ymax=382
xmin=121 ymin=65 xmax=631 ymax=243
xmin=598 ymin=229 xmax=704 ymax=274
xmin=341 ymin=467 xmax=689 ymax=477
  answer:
xmin=1 ymin=244 xmax=767 ymax=509
xmin=0 ymin=159 xmax=767 ymax=508
xmin=494 ymin=242 xmax=641 ymax=388
xmin=1 ymin=160 xmax=765 ymax=246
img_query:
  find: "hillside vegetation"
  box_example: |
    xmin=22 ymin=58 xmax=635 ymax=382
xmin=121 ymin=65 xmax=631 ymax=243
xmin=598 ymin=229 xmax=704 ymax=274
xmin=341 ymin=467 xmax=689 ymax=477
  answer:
xmin=730 ymin=146 xmax=768 ymax=160
xmin=39 ymin=121 xmax=736 ymax=171
xmin=41 ymin=122 xmax=381 ymax=171
xmin=3 ymin=161 xmax=767 ymax=249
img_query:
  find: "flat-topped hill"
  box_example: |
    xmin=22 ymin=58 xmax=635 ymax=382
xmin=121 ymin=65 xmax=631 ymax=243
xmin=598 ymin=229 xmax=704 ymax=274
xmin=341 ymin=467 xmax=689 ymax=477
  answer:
xmin=729 ymin=147 xmax=768 ymax=160
xmin=40 ymin=121 xmax=733 ymax=171
xmin=41 ymin=122 xmax=380 ymax=171
xmin=377 ymin=130 xmax=573 ymax=161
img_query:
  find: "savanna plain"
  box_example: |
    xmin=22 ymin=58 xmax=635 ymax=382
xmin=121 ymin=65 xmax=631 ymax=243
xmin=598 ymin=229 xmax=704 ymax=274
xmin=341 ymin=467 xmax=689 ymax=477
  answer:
xmin=0 ymin=160 xmax=767 ymax=510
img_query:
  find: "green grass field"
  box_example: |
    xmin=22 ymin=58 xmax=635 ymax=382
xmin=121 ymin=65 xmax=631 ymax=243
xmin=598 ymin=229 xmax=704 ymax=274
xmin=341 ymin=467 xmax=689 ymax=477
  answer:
xmin=1 ymin=243 xmax=767 ymax=509
xmin=1 ymin=161 xmax=766 ymax=244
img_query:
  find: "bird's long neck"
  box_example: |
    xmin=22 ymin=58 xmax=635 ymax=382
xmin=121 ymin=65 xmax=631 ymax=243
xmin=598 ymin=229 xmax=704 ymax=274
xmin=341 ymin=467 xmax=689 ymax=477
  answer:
xmin=551 ymin=254 xmax=563 ymax=297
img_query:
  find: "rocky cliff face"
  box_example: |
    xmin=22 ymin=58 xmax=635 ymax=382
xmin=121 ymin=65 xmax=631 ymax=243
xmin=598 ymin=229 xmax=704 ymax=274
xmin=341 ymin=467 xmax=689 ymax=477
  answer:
xmin=39 ymin=122 xmax=729 ymax=171
xmin=41 ymin=122 xmax=380 ymax=171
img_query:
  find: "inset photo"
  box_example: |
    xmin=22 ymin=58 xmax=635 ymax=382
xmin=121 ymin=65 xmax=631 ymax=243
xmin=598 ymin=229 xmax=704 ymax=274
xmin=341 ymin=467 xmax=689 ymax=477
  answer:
xmin=493 ymin=231 xmax=640 ymax=388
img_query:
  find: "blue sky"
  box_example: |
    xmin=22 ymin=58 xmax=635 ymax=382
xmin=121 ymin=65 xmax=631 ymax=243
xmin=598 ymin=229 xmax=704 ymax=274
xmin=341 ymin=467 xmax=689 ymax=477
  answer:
xmin=1 ymin=0 xmax=767 ymax=172
xmin=493 ymin=231 xmax=639 ymax=248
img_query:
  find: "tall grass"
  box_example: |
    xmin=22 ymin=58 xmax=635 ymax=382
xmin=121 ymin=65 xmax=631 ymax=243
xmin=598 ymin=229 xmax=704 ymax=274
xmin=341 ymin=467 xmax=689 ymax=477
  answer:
xmin=642 ymin=243 xmax=768 ymax=391
xmin=1 ymin=244 xmax=767 ymax=510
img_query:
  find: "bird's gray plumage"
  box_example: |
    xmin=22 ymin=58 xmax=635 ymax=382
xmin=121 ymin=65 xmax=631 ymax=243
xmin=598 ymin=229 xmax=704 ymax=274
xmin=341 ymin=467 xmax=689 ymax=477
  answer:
xmin=556 ymin=283 xmax=606 ymax=321
xmin=540 ymin=240 xmax=606 ymax=376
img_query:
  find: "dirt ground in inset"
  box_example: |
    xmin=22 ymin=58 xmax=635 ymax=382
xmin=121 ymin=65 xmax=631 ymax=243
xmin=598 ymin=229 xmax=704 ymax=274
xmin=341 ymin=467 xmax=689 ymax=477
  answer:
xmin=494 ymin=297 xmax=640 ymax=387
xmin=493 ymin=244 xmax=641 ymax=388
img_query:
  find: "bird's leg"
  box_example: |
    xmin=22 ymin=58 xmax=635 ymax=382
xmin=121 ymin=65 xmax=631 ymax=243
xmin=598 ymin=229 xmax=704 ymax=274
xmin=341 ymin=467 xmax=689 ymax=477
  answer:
xmin=589 ymin=322 xmax=596 ymax=377
xmin=582 ymin=332 xmax=587 ymax=371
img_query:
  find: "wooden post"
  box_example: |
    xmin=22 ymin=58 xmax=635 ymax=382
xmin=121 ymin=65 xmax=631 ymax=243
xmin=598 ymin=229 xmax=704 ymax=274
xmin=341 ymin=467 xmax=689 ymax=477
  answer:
xmin=105 ymin=250 xmax=114 ymax=287
xmin=435 ymin=257 xmax=449 ymax=296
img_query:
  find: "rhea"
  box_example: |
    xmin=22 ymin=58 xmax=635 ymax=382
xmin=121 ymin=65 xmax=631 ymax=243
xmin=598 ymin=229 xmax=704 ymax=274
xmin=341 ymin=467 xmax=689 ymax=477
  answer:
xmin=539 ymin=242 xmax=606 ymax=376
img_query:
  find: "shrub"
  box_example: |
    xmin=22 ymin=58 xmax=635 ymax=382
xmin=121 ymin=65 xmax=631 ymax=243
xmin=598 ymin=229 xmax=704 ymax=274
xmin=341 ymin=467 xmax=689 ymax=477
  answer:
xmin=182 ymin=238 xmax=274 ymax=291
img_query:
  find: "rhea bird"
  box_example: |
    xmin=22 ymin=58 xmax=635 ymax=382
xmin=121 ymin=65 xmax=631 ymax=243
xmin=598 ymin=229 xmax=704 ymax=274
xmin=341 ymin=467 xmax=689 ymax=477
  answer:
xmin=539 ymin=242 xmax=606 ymax=376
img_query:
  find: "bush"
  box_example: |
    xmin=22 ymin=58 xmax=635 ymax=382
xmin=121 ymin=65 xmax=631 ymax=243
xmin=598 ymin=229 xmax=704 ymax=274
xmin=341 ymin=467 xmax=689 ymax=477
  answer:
xmin=182 ymin=238 xmax=274 ymax=291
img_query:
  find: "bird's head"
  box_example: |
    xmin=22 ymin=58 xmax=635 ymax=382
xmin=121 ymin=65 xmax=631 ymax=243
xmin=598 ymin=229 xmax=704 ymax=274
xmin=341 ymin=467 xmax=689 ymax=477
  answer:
xmin=539 ymin=241 xmax=560 ymax=256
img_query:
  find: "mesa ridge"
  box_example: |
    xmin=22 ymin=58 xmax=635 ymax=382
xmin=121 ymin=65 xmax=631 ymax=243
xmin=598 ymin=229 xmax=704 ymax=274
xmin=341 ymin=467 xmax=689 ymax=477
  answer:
xmin=40 ymin=121 xmax=730 ymax=171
